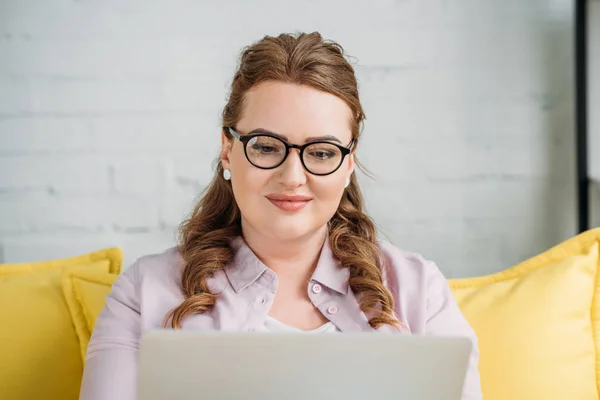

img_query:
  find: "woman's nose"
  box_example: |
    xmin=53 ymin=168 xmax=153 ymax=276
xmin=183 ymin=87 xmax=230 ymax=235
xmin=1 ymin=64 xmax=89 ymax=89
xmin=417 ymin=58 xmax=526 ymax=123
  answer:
xmin=277 ymin=149 xmax=307 ymax=186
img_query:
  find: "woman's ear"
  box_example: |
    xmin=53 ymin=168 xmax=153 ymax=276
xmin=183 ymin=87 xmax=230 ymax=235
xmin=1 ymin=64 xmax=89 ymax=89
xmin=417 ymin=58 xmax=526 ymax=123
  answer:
xmin=347 ymin=152 xmax=355 ymax=179
xmin=220 ymin=130 xmax=232 ymax=169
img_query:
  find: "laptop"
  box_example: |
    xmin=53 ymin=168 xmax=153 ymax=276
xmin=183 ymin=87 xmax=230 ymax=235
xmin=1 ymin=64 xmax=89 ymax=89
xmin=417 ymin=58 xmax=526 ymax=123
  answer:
xmin=138 ymin=330 xmax=472 ymax=400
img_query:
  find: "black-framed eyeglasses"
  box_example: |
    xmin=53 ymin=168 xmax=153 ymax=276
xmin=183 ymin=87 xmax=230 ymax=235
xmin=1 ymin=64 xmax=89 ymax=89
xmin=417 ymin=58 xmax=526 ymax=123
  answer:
xmin=224 ymin=126 xmax=354 ymax=176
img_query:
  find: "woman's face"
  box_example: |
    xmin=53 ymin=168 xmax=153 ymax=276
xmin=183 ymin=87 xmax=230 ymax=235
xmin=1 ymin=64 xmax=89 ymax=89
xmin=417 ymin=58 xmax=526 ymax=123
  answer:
xmin=220 ymin=81 xmax=355 ymax=242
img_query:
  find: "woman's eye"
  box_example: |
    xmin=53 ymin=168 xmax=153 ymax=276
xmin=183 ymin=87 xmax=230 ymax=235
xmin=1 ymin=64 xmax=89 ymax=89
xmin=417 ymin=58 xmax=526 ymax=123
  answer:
xmin=311 ymin=151 xmax=334 ymax=159
xmin=254 ymin=145 xmax=278 ymax=153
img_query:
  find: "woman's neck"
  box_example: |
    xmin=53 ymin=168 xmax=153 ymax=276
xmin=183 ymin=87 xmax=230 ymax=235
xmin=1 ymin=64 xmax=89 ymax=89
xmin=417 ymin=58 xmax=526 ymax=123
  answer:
xmin=240 ymin=221 xmax=328 ymax=285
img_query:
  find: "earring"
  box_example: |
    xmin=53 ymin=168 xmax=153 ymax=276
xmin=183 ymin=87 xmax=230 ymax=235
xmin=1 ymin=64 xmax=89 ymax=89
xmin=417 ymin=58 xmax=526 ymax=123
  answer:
xmin=345 ymin=177 xmax=350 ymax=188
xmin=223 ymin=168 xmax=231 ymax=181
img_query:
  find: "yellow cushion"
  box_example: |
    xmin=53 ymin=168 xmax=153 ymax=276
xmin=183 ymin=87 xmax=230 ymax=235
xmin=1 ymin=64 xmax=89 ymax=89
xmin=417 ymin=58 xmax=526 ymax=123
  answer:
xmin=62 ymin=265 xmax=119 ymax=360
xmin=449 ymin=228 xmax=600 ymax=400
xmin=0 ymin=248 xmax=122 ymax=400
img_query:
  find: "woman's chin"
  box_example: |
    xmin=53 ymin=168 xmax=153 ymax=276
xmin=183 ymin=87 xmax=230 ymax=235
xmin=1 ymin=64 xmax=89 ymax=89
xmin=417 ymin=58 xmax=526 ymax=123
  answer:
xmin=272 ymin=227 xmax=312 ymax=241
xmin=242 ymin=213 xmax=328 ymax=242
xmin=262 ymin=221 xmax=319 ymax=242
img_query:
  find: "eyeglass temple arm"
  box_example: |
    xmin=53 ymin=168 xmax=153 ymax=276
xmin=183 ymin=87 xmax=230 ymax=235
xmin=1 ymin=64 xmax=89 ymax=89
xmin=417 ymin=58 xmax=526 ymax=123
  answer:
xmin=226 ymin=127 xmax=247 ymax=142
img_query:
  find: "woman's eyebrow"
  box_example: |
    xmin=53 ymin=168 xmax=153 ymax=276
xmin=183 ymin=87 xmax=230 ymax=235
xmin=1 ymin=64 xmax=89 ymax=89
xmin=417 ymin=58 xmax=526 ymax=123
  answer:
xmin=306 ymin=135 xmax=342 ymax=144
xmin=247 ymin=128 xmax=343 ymax=144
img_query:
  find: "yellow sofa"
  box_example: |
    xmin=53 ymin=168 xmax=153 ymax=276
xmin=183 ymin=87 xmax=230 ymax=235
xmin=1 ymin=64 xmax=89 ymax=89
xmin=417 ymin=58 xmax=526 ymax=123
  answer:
xmin=2 ymin=228 xmax=600 ymax=400
xmin=0 ymin=248 xmax=122 ymax=400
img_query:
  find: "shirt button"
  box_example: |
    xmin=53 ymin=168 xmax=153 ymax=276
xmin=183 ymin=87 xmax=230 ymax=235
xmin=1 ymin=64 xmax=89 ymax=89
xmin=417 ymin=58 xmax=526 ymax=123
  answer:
xmin=311 ymin=283 xmax=322 ymax=294
xmin=327 ymin=305 xmax=338 ymax=315
xmin=264 ymin=273 xmax=272 ymax=281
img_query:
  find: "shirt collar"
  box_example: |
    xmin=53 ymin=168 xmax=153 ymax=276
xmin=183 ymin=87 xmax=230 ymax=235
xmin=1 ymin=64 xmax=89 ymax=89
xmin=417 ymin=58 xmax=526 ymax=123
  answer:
xmin=224 ymin=235 xmax=349 ymax=295
xmin=311 ymin=236 xmax=349 ymax=294
xmin=225 ymin=236 xmax=268 ymax=293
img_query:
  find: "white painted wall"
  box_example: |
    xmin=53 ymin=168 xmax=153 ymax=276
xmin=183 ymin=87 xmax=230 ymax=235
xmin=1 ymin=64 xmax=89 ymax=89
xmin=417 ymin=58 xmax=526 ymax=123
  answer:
xmin=0 ymin=0 xmax=577 ymax=277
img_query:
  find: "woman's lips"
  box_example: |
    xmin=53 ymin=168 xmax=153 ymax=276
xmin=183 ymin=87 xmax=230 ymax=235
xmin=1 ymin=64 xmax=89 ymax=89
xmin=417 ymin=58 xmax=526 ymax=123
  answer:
xmin=267 ymin=199 xmax=311 ymax=212
xmin=265 ymin=194 xmax=312 ymax=212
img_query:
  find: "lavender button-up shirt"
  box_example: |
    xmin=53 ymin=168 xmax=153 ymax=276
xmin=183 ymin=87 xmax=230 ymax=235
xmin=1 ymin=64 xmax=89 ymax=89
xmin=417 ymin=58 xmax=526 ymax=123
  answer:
xmin=80 ymin=236 xmax=482 ymax=399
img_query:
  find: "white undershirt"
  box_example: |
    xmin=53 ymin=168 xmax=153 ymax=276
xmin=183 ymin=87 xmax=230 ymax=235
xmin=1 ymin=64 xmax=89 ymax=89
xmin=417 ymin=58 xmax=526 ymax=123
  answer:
xmin=260 ymin=316 xmax=341 ymax=333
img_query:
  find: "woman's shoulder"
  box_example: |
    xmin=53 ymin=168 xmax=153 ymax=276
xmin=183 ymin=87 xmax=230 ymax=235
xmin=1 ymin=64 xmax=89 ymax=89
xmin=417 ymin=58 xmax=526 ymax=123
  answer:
xmin=374 ymin=239 xmax=465 ymax=336
xmin=376 ymin=239 xmax=434 ymax=272
xmin=375 ymin=239 xmax=447 ymax=290
xmin=120 ymin=246 xmax=184 ymax=284
xmin=119 ymin=246 xmax=229 ymax=295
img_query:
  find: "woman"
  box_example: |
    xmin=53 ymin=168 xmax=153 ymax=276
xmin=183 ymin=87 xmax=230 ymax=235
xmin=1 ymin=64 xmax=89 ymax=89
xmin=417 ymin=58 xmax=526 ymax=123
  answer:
xmin=80 ymin=31 xmax=481 ymax=399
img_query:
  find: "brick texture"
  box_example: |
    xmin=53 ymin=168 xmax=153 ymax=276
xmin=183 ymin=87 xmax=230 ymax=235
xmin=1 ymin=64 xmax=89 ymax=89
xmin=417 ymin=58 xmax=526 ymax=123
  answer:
xmin=0 ymin=0 xmax=582 ymax=276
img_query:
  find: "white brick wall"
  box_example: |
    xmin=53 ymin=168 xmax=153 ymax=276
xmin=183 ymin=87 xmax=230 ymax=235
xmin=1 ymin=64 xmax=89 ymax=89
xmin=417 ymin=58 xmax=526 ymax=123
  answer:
xmin=0 ymin=0 xmax=580 ymax=276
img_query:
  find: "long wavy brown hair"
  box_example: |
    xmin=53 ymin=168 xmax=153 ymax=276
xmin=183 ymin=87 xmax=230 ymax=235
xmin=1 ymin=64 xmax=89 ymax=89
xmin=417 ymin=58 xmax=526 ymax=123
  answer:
xmin=164 ymin=31 xmax=399 ymax=330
